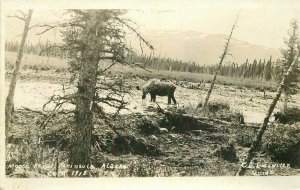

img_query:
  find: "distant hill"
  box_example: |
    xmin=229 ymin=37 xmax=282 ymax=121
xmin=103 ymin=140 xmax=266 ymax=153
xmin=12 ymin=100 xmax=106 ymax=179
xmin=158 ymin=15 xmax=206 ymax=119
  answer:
xmin=6 ymin=26 xmax=281 ymax=65
xmin=131 ymin=30 xmax=281 ymax=65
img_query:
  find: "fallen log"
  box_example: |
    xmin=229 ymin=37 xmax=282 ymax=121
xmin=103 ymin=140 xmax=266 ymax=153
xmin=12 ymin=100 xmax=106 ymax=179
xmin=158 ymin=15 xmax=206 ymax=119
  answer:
xmin=162 ymin=111 xmax=216 ymax=133
xmin=160 ymin=110 xmax=259 ymax=133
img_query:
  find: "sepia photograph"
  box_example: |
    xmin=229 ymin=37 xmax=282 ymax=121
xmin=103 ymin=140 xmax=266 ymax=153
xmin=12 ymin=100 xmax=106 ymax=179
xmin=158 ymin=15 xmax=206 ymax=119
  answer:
xmin=2 ymin=0 xmax=300 ymax=186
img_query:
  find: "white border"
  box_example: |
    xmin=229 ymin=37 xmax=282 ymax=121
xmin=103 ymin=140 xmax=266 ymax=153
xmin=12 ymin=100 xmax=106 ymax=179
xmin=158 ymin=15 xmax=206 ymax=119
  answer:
xmin=1 ymin=0 xmax=300 ymax=190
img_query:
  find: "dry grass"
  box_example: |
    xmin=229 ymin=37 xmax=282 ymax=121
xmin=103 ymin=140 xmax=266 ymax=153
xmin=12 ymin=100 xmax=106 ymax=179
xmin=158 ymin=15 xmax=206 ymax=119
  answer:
xmin=5 ymin=51 xmax=277 ymax=91
xmin=5 ymin=51 xmax=67 ymax=70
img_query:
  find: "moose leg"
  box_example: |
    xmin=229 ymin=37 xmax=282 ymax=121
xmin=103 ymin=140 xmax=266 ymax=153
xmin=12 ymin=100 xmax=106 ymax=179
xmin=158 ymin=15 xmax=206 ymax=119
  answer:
xmin=168 ymin=96 xmax=171 ymax=104
xmin=171 ymin=95 xmax=177 ymax=104
xmin=151 ymin=94 xmax=156 ymax=102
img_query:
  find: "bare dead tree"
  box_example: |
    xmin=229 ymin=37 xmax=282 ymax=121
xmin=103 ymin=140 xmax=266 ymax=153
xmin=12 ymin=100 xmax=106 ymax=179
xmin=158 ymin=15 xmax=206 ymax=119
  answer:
xmin=5 ymin=10 xmax=33 ymax=144
xmin=236 ymin=48 xmax=300 ymax=176
xmin=196 ymin=15 xmax=239 ymax=115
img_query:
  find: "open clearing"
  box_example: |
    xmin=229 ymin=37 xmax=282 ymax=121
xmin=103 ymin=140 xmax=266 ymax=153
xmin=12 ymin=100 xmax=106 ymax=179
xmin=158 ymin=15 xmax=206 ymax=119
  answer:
xmin=5 ymin=67 xmax=300 ymax=177
xmin=5 ymin=69 xmax=299 ymax=123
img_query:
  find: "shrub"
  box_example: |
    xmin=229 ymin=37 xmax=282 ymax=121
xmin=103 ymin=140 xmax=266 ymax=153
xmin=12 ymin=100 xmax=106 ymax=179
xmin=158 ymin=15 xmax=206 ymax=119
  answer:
xmin=22 ymin=64 xmax=29 ymax=69
xmin=40 ymin=66 xmax=50 ymax=71
xmin=137 ymin=117 xmax=160 ymax=135
xmin=54 ymin=68 xmax=66 ymax=73
xmin=262 ymin=122 xmax=300 ymax=168
xmin=218 ymin=110 xmax=245 ymax=124
xmin=29 ymin=65 xmax=39 ymax=71
xmin=197 ymin=100 xmax=230 ymax=115
xmin=5 ymin=60 xmax=14 ymax=70
xmin=202 ymin=101 xmax=245 ymax=124
xmin=213 ymin=143 xmax=239 ymax=163
xmin=207 ymin=101 xmax=230 ymax=113
xmin=273 ymin=107 xmax=300 ymax=124
xmin=235 ymin=126 xmax=256 ymax=147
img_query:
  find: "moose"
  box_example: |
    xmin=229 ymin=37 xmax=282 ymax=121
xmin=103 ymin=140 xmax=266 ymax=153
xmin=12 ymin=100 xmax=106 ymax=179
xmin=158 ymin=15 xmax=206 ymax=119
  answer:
xmin=136 ymin=79 xmax=177 ymax=105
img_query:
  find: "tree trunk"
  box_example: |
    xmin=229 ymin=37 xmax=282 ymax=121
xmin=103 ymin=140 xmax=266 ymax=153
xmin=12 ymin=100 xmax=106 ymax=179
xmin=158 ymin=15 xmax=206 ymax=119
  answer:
xmin=5 ymin=10 xmax=33 ymax=144
xmin=283 ymin=92 xmax=288 ymax=113
xmin=68 ymin=52 xmax=98 ymax=177
xmin=236 ymin=49 xmax=300 ymax=176
xmin=197 ymin=15 xmax=238 ymax=115
xmin=68 ymin=12 xmax=99 ymax=176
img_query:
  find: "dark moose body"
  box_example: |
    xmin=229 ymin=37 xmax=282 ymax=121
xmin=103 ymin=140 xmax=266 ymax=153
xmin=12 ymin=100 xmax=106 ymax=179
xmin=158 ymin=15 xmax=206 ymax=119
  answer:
xmin=138 ymin=79 xmax=177 ymax=104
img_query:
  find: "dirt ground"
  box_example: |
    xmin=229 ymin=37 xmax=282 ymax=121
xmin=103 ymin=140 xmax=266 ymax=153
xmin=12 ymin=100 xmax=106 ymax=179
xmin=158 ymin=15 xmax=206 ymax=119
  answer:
xmin=6 ymin=70 xmax=299 ymax=123
xmin=5 ymin=70 xmax=300 ymax=177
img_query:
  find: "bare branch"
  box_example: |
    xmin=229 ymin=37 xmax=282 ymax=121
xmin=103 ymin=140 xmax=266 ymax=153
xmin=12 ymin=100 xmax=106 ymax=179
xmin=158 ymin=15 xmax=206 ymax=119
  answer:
xmin=115 ymin=58 xmax=152 ymax=72
xmin=35 ymin=24 xmax=58 ymax=35
xmin=114 ymin=16 xmax=154 ymax=51
xmin=7 ymin=9 xmax=33 ymax=22
xmin=7 ymin=15 xmax=26 ymax=21
xmin=98 ymin=61 xmax=117 ymax=73
xmin=16 ymin=10 xmax=26 ymax=18
xmin=39 ymin=45 xmax=62 ymax=56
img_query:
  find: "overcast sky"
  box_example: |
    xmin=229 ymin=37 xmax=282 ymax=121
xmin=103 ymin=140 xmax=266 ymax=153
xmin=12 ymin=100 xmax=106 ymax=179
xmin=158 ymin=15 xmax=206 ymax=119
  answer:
xmin=4 ymin=0 xmax=300 ymax=49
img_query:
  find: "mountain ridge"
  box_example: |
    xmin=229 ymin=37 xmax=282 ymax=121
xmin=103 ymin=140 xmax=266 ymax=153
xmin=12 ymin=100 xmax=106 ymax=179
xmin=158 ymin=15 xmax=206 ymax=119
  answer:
xmin=131 ymin=29 xmax=281 ymax=65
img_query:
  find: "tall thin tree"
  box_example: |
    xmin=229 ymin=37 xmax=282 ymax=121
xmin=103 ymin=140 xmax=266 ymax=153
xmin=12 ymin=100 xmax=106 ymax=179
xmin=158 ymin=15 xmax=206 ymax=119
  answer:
xmin=277 ymin=20 xmax=300 ymax=113
xmin=197 ymin=15 xmax=239 ymax=115
xmin=5 ymin=10 xmax=33 ymax=144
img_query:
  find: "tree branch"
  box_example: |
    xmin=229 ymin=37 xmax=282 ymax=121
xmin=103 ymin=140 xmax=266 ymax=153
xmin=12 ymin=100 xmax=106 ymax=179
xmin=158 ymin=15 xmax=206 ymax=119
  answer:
xmin=39 ymin=45 xmax=62 ymax=56
xmin=7 ymin=15 xmax=26 ymax=21
xmin=34 ymin=24 xmax=59 ymax=35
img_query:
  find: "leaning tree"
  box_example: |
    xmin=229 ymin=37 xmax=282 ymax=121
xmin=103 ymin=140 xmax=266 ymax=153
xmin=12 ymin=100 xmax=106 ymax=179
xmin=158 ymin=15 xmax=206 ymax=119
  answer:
xmin=39 ymin=10 xmax=153 ymax=176
xmin=196 ymin=15 xmax=238 ymax=115
xmin=236 ymin=20 xmax=300 ymax=176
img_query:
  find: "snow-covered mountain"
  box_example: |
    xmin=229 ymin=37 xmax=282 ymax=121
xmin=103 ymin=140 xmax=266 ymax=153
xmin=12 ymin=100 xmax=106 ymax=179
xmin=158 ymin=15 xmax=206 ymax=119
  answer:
xmin=133 ymin=30 xmax=281 ymax=65
xmin=6 ymin=23 xmax=281 ymax=65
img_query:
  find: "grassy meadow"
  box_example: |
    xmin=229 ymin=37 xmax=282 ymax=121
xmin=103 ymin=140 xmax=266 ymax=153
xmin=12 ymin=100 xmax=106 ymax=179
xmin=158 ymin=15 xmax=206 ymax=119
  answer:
xmin=5 ymin=51 xmax=277 ymax=91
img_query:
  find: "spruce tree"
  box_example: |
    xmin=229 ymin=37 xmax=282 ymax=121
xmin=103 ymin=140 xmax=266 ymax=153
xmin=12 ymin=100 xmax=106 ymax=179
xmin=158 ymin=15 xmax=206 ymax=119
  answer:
xmin=276 ymin=19 xmax=300 ymax=113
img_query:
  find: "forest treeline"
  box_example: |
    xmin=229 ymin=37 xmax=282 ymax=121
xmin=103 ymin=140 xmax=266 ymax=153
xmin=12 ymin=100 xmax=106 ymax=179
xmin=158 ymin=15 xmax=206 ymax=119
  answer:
xmin=5 ymin=40 xmax=279 ymax=81
xmin=133 ymin=54 xmax=278 ymax=81
xmin=5 ymin=40 xmax=66 ymax=58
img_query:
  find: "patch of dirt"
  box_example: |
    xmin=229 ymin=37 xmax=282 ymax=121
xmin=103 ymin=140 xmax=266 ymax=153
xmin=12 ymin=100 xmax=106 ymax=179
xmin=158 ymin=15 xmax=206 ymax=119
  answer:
xmin=6 ymin=70 xmax=300 ymax=123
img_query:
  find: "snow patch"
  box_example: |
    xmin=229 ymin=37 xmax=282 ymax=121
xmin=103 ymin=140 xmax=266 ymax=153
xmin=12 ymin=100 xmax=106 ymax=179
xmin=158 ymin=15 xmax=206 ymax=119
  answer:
xmin=199 ymin=33 xmax=208 ymax=39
